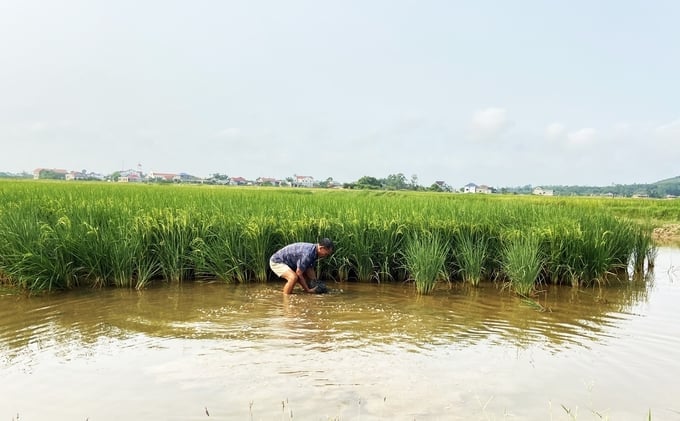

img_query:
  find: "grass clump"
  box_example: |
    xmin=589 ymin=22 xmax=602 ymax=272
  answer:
xmin=501 ymin=232 xmax=543 ymax=296
xmin=455 ymin=227 xmax=489 ymax=287
xmin=402 ymin=231 xmax=450 ymax=294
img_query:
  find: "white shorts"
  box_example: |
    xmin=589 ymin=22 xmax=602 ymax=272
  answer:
xmin=269 ymin=260 xmax=293 ymax=277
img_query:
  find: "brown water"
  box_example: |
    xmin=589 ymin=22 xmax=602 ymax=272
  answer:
xmin=2 ymin=248 xmax=680 ymax=420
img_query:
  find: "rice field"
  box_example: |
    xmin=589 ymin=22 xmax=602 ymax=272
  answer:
xmin=0 ymin=180 xmax=664 ymax=294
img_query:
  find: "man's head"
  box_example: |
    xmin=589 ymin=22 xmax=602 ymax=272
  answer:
xmin=317 ymin=237 xmax=335 ymax=258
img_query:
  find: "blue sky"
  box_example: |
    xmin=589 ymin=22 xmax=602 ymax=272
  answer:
xmin=1 ymin=0 xmax=679 ymax=187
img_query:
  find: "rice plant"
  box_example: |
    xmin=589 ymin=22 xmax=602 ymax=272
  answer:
xmin=631 ymin=224 xmax=656 ymax=276
xmin=0 ymin=180 xmax=665 ymax=294
xmin=243 ymin=216 xmax=278 ymax=282
xmin=402 ymin=230 xmax=450 ymax=294
xmin=372 ymin=220 xmax=405 ymax=283
xmin=342 ymin=219 xmax=378 ymax=281
xmin=501 ymin=231 xmax=543 ymax=296
xmin=144 ymin=209 xmax=203 ymax=283
xmin=455 ymin=226 xmax=489 ymax=287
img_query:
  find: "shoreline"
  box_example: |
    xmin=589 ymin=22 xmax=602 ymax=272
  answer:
xmin=653 ymin=223 xmax=680 ymax=245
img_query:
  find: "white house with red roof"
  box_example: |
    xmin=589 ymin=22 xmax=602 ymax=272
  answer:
xmin=229 ymin=176 xmax=248 ymax=185
xmin=294 ymin=175 xmax=314 ymax=187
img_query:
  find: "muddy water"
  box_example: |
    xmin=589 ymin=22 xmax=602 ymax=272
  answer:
xmin=2 ymin=248 xmax=680 ymax=420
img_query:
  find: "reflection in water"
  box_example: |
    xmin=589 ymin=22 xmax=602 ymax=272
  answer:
xmin=0 ymin=267 xmax=652 ymax=362
xmin=2 ymin=248 xmax=679 ymax=420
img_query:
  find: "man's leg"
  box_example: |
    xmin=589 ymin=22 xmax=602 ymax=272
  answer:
xmin=270 ymin=261 xmax=299 ymax=294
xmin=280 ymin=269 xmax=298 ymax=294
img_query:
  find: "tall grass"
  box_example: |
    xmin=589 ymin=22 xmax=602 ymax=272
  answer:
xmin=402 ymin=231 xmax=450 ymax=294
xmin=144 ymin=209 xmax=201 ymax=283
xmin=631 ymin=224 xmax=656 ymax=276
xmin=501 ymin=231 xmax=543 ymax=296
xmin=455 ymin=226 xmax=490 ymax=287
xmin=341 ymin=219 xmax=378 ymax=281
xmin=0 ymin=180 xmax=660 ymax=293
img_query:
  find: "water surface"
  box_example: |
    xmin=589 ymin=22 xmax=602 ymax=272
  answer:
xmin=2 ymin=248 xmax=680 ymax=420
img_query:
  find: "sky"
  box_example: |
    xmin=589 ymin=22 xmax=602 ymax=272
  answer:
xmin=1 ymin=0 xmax=679 ymax=187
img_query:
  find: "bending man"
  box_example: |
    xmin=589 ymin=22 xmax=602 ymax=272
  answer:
xmin=269 ymin=238 xmax=334 ymax=294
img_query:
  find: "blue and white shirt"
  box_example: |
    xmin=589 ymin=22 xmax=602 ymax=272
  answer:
xmin=270 ymin=242 xmax=318 ymax=272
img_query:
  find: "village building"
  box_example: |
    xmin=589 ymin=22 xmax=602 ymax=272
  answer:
xmin=532 ymin=187 xmax=554 ymax=196
xmin=256 ymin=177 xmax=280 ymax=186
xmin=147 ymin=171 xmax=177 ymax=182
xmin=463 ymin=183 xmax=477 ymax=193
xmin=229 ymin=176 xmax=249 ymax=186
xmin=294 ymin=175 xmax=314 ymax=188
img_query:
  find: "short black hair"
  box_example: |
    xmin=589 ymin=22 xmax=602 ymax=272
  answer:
xmin=319 ymin=237 xmax=335 ymax=250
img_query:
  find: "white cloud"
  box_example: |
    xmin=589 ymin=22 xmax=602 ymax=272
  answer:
xmin=470 ymin=107 xmax=510 ymax=139
xmin=545 ymin=122 xmax=566 ymax=139
xmin=613 ymin=122 xmax=632 ymax=133
xmin=216 ymin=127 xmax=243 ymax=137
xmin=655 ymin=119 xmax=680 ymax=139
xmin=566 ymin=128 xmax=597 ymax=146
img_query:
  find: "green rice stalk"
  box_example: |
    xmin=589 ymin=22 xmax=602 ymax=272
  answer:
xmin=402 ymin=230 xmax=450 ymax=294
xmin=146 ymin=209 xmax=198 ymax=283
xmin=631 ymin=224 xmax=656 ymax=276
xmin=244 ymin=216 xmax=278 ymax=282
xmin=343 ymin=220 xmax=378 ymax=281
xmin=455 ymin=227 xmax=489 ymax=287
xmin=501 ymin=231 xmax=543 ymax=296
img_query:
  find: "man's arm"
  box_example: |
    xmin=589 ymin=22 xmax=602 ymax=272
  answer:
xmin=295 ymin=268 xmax=316 ymax=292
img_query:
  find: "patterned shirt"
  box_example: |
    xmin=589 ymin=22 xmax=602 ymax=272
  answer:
xmin=270 ymin=242 xmax=318 ymax=272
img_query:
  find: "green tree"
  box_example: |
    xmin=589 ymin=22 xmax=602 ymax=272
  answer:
xmin=210 ymin=173 xmax=229 ymax=181
xmin=39 ymin=170 xmax=65 ymax=180
xmin=410 ymin=174 xmax=419 ymax=190
xmin=318 ymin=177 xmax=334 ymax=188
xmin=355 ymin=176 xmax=382 ymax=189
xmin=429 ymin=183 xmax=444 ymax=192
xmin=384 ymin=173 xmax=408 ymax=190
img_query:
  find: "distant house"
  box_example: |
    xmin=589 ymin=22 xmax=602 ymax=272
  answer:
xmin=533 ymin=187 xmax=554 ymax=196
xmin=64 ymin=171 xmax=105 ymax=181
xmin=477 ymin=184 xmax=493 ymax=194
xmin=119 ymin=173 xmax=142 ymax=183
xmin=229 ymin=176 xmax=248 ymax=186
xmin=117 ymin=169 xmax=143 ymax=182
xmin=294 ymin=175 xmax=314 ymax=188
xmin=463 ymin=183 xmax=477 ymax=193
xmin=175 ymin=173 xmax=202 ymax=183
xmin=463 ymin=183 xmax=493 ymax=194
xmin=147 ymin=171 xmax=177 ymax=182
xmin=256 ymin=177 xmax=280 ymax=186
xmin=65 ymin=171 xmax=87 ymax=181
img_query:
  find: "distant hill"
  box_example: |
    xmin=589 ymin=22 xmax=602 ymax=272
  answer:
xmin=543 ymin=175 xmax=680 ymax=198
xmin=653 ymin=175 xmax=680 ymax=185
xmin=499 ymin=175 xmax=680 ymax=198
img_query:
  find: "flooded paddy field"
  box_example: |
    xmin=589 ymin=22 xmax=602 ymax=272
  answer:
xmin=2 ymin=248 xmax=680 ymax=420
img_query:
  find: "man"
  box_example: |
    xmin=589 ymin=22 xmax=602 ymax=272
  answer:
xmin=269 ymin=238 xmax=334 ymax=294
